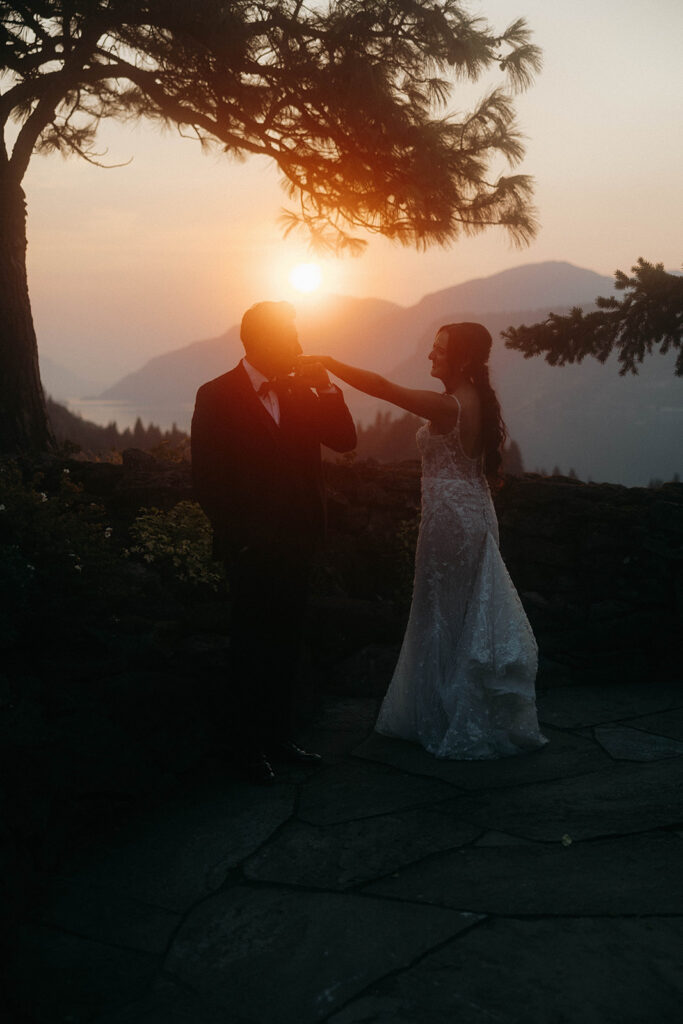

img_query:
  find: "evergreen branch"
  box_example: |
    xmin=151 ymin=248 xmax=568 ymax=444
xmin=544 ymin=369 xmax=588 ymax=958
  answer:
xmin=502 ymin=259 xmax=683 ymax=375
xmin=2 ymin=1 xmax=541 ymax=248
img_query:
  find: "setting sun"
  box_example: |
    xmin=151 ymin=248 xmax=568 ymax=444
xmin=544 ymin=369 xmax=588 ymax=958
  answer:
xmin=289 ymin=262 xmax=322 ymax=293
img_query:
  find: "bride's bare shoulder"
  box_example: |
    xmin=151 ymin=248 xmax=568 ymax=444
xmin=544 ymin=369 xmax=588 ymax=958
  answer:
xmin=451 ymin=379 xmax=480 ymax=409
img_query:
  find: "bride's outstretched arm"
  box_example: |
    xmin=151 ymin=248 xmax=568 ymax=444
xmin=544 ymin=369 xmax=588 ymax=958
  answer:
xmin=298 ymin=356 xmax=459 ymax=429
xmin=316 ymin=357 xmax=392 ymax=401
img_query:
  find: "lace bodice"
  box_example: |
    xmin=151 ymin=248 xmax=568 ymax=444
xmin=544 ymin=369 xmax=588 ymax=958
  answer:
xmin=416 ymin=417 xmax=483 ymax=482
xmin=416 ymin=407 xmax=499 ymax=542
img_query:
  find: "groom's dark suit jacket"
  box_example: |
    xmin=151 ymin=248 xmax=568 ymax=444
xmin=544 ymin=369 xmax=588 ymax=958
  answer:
xmin=191 ymin=362 xmax=356 ymax=560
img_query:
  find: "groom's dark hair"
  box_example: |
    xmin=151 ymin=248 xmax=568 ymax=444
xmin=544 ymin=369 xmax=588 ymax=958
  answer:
xmin=240 ymin=301 xmax=296 ymax=356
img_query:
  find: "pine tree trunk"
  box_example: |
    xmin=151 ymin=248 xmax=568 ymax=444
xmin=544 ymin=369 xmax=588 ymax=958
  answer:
xmin=0 ymin=174 xmax=54 ymax=454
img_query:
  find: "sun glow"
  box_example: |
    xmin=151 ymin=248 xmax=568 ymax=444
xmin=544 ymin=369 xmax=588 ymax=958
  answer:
xmin=289 ymin=262 xmax=322 ymax=293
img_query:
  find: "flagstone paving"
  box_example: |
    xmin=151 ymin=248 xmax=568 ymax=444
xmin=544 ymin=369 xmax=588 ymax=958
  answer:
xmin=7 ymin=683 xmax=683 ymax=1023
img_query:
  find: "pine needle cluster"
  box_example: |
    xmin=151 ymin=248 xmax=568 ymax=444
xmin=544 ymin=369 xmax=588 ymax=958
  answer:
xmin=502 ymin=260 xmax=683 ymax=376
xmin=1 ymin=0 xmax=541 ymax=251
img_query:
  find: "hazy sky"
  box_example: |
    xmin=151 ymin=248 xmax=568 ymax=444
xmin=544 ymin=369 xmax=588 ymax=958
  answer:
xmin=22 ymin=0 xmax=683 ymax=385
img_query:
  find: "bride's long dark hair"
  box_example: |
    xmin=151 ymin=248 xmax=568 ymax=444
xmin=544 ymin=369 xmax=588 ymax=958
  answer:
xmin=439 ymin=322 xmax=507 ymax=488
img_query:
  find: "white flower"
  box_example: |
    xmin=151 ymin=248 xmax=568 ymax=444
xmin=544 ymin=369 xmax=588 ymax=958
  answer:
xmin=40 ymin=492 xmax=48 ymax=502
xmin=63 ymin=468 xmax=70 ymax=475
xmin=0 ymin=504 xmax=5 ymax=511
xmin=104 ymin=527 xmax=113 ymax=539
xmin=74 ymin=564 xmax=82 ymax=572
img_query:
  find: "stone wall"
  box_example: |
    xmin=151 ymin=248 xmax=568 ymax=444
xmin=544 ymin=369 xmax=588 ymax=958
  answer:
xmin=61 ymin=451 xmax=682 ymax=688
xmin=320 ymin=460 xmax=682 ymax=688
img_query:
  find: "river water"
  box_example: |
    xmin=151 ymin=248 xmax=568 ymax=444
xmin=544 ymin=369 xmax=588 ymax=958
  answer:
xmin=65 ymin=398 xmax=194 ymax=433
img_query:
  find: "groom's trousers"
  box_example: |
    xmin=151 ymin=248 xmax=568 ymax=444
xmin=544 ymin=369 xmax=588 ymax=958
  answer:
xmin=223 ymin=542 xmax=312 ymax=754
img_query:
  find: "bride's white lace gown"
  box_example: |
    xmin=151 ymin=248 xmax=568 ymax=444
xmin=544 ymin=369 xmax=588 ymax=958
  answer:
xmin=376 ymin=401 xmax=548 ymax=759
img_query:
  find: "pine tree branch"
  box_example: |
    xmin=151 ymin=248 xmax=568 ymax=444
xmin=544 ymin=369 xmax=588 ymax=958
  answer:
xmin=2 ymin=1 xmax=541 ymax=248
xmin=502 ymin=260 xmax=683 ymax=376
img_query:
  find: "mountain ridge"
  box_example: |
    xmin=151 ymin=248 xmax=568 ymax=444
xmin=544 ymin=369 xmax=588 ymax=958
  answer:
xmin=84 ymin=261 xmax=679 ymax=486
xmin=99 ymin=261 xmax=615 ymax=404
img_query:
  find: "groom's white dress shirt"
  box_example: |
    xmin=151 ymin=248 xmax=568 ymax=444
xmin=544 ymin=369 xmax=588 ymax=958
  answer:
xmin=242 ymin=358 xmax=281 ymax=425
xmin=242 ymin=357 xmax=339 ymax=427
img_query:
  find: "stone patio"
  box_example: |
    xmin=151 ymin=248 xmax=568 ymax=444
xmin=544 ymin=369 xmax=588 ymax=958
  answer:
xmin=6 ymin=680 xmax=683 ymax=1023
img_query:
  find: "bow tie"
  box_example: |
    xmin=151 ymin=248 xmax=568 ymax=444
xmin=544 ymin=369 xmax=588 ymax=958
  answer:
xmin=257 ymin=377 xmax=291 ymax=397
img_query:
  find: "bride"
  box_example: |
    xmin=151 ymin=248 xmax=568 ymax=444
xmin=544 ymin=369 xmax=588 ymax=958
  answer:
xmin=300 ymin=322 xmax=547 ymax=759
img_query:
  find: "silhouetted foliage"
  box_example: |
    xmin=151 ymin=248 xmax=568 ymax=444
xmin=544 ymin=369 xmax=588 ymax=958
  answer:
xmin=126 ymin=502 xmax=224 ymax=590
xmin=355 ymin=410 xmax=423 ymax=462
xmin=0 ymin=457 xmax=222 ymax=649
xmin=1 ymin=1 xmax=541 ymax=453
xmin=0 ymin=460 xmax=119 ymax=645
xmin=353 ymin=409 xmax=525 ymax=475
xmin=46 ymin=397 xmax=188 ymax=455
xmin=502 ymin=439 xmax=524 ymax=476
xmin=502 ymin=259 xmax=683 ymax=375
xmin=3 ymin=0 xmax=540 ymax=250
xmin=649 ymin=473 xmax=680 ymax=488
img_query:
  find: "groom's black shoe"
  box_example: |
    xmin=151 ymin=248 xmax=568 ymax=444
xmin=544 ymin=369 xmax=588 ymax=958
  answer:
xmin=271 ymin=740 xmax=322 ymax=765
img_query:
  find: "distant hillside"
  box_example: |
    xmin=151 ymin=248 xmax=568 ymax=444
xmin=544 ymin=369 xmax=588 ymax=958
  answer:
xmin=412 ymin=261 xmax=615 ymax=320
xmin=99 ymin=262 xmax=614 ymax=406
xmin=47 ymin=398 xmax=187 ymax=455
xmin=92 ymin=261 xmax=681 ymax=485
xmin=40 ymin=355 xmax=106 ymax=402
xmin=99 ymin=294 xmax=403 ymax=407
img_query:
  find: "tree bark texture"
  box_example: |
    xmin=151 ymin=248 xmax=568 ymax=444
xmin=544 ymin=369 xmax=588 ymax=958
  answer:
xmin=0 ymin=175 xmax=53 ymax=454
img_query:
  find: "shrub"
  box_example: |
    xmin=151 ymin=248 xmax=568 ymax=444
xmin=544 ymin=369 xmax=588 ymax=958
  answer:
xmin=0 ymin=459 xmax=119 ymax=643
xmin=126 ymin=501 xmax=224 ymax=591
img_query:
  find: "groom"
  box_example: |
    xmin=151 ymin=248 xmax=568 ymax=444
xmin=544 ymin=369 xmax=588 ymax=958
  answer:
xmin=191 ymin=300 xmax=356 ymax=782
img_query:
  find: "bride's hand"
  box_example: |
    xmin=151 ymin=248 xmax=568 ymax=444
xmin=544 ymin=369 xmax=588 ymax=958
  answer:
xmin=294 ymin=355 xmax=333 ymax=389
xmin=296 ymin=354 xmax=331 ymax=368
